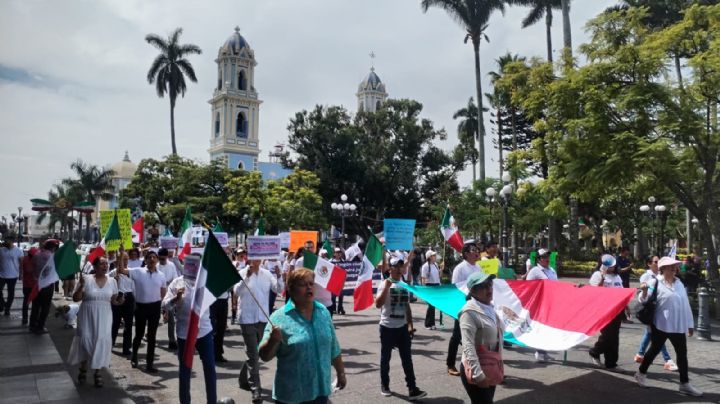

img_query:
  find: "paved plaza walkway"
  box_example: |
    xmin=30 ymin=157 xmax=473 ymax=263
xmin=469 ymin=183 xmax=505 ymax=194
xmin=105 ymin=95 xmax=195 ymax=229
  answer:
xmin=1 ymin=279 xmax=719 ymax=403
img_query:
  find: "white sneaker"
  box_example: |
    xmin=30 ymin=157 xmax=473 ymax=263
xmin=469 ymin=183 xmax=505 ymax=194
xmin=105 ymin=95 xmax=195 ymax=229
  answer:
xmin=634 ymin=372 xmax=648 ymax=388
xmin=679 ymin=383 xmax=703 ymax=397
xmin=534 ymin=352 xmax=545 ymax=362
xmin=663 ymin=359 xmax=678 ymax=371
xmin=589 ymin=353 xmax=602 ymax=367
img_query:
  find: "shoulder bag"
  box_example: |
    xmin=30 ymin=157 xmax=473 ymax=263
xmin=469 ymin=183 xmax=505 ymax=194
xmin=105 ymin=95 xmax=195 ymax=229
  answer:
xmin=636 ymin=279 xmax=659 ymax=325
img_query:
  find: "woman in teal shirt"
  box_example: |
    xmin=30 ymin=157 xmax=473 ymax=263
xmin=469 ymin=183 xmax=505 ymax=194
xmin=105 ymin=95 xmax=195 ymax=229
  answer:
xmin=259 ymin=268 xmax=347 ymax=403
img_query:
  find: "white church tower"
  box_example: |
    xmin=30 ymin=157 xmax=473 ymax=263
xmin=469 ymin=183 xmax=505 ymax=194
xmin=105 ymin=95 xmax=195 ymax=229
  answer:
xmin=208 ymin=27 xmax=262 ymax=171
xmin=357 ymin=58 xmax=388 ymax=113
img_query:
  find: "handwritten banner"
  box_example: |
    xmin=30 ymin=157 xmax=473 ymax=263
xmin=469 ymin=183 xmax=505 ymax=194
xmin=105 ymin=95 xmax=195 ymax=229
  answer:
xmin=289 ymin=230 xmax=318 ymax=254
xmin=479 ymin=258 xmax=500 ymax=276
xmin=247 ymin=236 xmax=282 ymax=260
xmin=99 ymin=209 xmax=133 ymax=251
xmin=383 ymin=218 xmax=416 ymax=250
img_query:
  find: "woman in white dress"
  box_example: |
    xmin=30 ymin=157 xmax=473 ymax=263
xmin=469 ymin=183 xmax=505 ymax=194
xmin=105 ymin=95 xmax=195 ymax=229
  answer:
xmin=69 ymin=256 xmax=123 ymax=387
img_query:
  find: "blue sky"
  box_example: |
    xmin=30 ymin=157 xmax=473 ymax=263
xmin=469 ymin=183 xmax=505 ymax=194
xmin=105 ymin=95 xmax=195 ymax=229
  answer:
xmin=0 ymin=0 xmax=615 ymax=218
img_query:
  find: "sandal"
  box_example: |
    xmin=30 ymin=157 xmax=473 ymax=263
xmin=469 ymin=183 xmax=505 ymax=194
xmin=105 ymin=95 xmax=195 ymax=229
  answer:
xmin=78 ymin=368 xmax=87 ymax=384
xmin=94 ymin=371 xmax=103 ymax=388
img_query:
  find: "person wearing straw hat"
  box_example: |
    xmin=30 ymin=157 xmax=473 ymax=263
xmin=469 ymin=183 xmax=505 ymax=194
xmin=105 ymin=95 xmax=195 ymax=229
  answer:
xmin=634 ymin=256 xmax=702 ymax=397
xmin=587 ymin=254 xmax=624 ymax=369
xmin=234 ymin=258 xmax=283 ymax=403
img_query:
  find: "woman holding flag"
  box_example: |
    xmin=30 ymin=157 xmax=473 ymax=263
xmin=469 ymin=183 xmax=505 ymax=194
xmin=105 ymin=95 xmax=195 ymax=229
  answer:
xmin=162 ymin=253 xmax=217 ymax=404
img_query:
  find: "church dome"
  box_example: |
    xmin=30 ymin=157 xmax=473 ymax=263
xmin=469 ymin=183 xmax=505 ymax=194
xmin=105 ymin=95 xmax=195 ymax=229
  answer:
xmin=220 ymin=26 xmax=252 ymax=57
xmin=358 ymin=68 xmax=385 ymax=92
xmin=111 ymin=151 xmax=137 ymax=179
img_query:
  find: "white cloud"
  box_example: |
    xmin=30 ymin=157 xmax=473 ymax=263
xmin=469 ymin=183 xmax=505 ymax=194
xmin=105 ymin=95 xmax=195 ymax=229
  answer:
xmin=0 ymin=0 xmax=615 ymax=217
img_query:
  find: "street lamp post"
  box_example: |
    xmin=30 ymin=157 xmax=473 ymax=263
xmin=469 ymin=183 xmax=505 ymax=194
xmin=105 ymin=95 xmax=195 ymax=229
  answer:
xmin=639 ymin=196 xmax=666 ymax=255
xmin=331 ymin=194 xmax=356 ymax=249
xmin=485 ymin=173 xmax=514 ymax=268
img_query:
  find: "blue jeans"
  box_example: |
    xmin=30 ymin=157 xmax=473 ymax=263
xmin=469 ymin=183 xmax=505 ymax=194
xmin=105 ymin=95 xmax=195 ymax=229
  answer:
xmin=638 ymin=327 xmax=671 ymax=361
xmin=177 ymin=334 xmax=217 ymax=404
xmin=379 ymin=325 xmax=417 ymax=390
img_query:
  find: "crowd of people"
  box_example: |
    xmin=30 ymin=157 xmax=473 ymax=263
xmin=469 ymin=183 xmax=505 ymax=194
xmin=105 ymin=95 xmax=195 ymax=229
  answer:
xmin=0 ymin=236 xmax=706 ymax=403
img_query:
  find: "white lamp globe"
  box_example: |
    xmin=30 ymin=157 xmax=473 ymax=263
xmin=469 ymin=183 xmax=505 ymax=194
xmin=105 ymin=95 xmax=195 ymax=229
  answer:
xmin=639 ymin=205 xmax=650 ymax=212
xmin=501 ymin=172 xmax=512 ymax=183
xmin=341 ymin=194 xmax=348 ymax=202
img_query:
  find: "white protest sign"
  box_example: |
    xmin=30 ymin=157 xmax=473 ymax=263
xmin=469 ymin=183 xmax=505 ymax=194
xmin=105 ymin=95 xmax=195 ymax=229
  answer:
xmin=247 ymin=236 xmax=282 ymax=260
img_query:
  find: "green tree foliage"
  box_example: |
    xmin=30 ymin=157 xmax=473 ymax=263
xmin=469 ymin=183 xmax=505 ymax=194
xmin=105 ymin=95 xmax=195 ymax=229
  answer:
xmin=509 ymin=5 xmax=720 ymax=281
xmin=224 ymin=169 xmax=326 ymax=233
xmin=452 ymin=97 xmax=480 ymax=181
xmin=284 ymin=99 xmax=459 ymax=231
xmin=62 ymin=160 xmax=115 ymax=241
xmin=120 ymin=156 xmax=235 ymax=233
xmin=145 ymin=28 xmax=202 ymax=155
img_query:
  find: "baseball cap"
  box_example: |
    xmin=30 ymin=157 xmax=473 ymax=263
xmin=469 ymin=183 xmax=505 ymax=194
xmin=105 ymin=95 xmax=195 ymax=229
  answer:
xmin=467 ymin=271 xmax=496 ymax=290
xmin=537 ymin=248 xmax=549 ymax=257
xmin=425 ymin=250 xmax=437 ymax=260
xmin=389 ymin=256 xmax=405 ymax=267
xmin=600 ymin=254 xmax=616 ymax=270
xmin=334 ymin=247 xmax=342 ymax=252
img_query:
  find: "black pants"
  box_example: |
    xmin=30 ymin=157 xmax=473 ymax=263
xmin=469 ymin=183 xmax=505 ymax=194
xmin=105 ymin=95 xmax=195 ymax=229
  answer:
xmin=447 ymin=319 xmax=462 ymax=368
xmin=0 ymin=277 xmax=18 ymax=313
xmin=209 ymin=298 xmax=228 ymax=358
xmin=379 ymin=325 xmax=417 ymax=390
xmin=460 ymin=362 xmax=496 ymax=404
xmin=22 ymin=286 xmax=32 ymax=323
xmin=112 ymin=292 xmax=135 ymax=353
xmin=132 ymin=301 xmax=161 ymax=366
xmin=639 ymin=324 xmax=689 ymax=383
xmin=29 ymin=285 xmax=53 ymax=330
xmin=424 ymin=283 xmax=439 ymax=328
xmin=589 ymin=312 xmax=624 ymax=368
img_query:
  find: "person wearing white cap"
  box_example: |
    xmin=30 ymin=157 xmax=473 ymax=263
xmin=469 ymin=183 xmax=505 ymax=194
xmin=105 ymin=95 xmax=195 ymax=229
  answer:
xmin=525 ymin=248 xmax=558 ymax=362
xmin=634 ymin=255 xmax=677 ymax=371
xmin=634 ymin=256 xmax=702 ymax=397
xmin=421 ymin=250 xmax=440 ymax=329
xmin=587 ymin=254 xmax=624 ymax=369
xmin=446 ymin=241 xmax=481 ymax=376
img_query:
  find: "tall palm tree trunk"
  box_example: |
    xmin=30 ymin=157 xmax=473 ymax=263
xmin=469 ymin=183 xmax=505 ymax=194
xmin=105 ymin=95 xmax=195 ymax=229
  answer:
xmin=473 ymin=40 xmax=486 ymax=182
xmin=545 ymin=5 xmax=553 ymax=63
xmin=497 ymin=111 xmax=503 ymax=178
xmin=170 ymin=97 xmax=178 ymax=155
xmin=561 ymin=0 xmax=571 ymax=52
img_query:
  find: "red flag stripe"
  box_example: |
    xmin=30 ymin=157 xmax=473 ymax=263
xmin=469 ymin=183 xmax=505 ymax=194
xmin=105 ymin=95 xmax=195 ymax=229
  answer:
xmin=353 ymin=279 xmax=374 ymax=312
xmin=183 ymin=311 xmax=200 ymax=368
xmin=446 ymin=231 xmax=464 ymax=252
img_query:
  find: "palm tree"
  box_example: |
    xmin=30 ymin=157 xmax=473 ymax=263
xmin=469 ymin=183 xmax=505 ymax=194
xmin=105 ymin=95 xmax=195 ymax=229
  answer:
xmin=453 ymin=97 xmax=481 ymax=181
xmin=145 ymin=28 xmax=202 ymax=155
xmin=487 ymin=53 xmax=526 ymax=175
xmin=513 ymin=0 xmax=562 ymax=62
xmin=421 ymin=0 xmax=507 ymax=182
xmin=561 ymin=0 xmax=571 ymax=58
xmin=37 ymin=184 xmax=83 ymax=239
xmin=63 ymin=160 xmax=115 ymax=242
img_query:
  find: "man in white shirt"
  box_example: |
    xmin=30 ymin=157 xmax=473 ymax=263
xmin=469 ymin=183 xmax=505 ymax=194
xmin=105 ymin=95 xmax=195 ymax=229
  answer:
xmin=0 ymin=240 xmax=24 ymax=315
xmin=588 ymin=254 xmax=624 ymax=370
xmin=158 ymin=248 xmax=179 ymax=350
xmin=446 ymin=241 xmax=481 ymax=376
xmin=120 ymin=250 xmax=167 ymax=373
xmin=110 ymin=252 xmax=136 ymax=356
xmin=525 ymin=248 xmax=558 ymax=361
xmin=230 ymin=247 xmax=247 ymax=325
xmin=234 ymin=259 xmax=283 ymax=402
xmin=421 ymin=250 xmax=440 ymax=329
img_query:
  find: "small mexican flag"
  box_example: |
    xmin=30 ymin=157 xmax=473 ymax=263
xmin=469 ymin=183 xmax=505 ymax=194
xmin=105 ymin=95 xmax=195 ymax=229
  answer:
xmin=86 ymin=211 xmax=123 ymax=264
xmin=354 ymin=233 xmax=382 ymax=312
xmin=29 ymin=240 xmax=80 ymax=301
xmin=183 ymin=231 xmax=240 ymax=369
xmin=131 ymin=217 xmax=144 ymax=244
xmin=441 ymin=206 xmax=464 ymax=253
xmin=320 ymin=239 xmax=333 ymax=257
xmin=254 ymin=217 xmax=265 ymax=236
xmin=178 ymin=206 xmax=193 ymax=261
xmin=302 ymin=251 xmax=347 ymax=296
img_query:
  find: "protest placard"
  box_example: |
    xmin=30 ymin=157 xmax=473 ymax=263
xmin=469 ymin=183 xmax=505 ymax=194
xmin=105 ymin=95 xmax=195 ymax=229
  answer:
xmin=182 ymin=255 xmax=201 ymax=279
xmin=383 ymin=218 xmax=416 ymax=250
xmin=337 ymin=261 xmax=383 ymax=296
xmin=247 ymin=236 xmax=282 ymax=260
xmin=99 ymin=209 xmax=133 ymax=250
xmin=214 ymin=232 xmax=229 ymax=247
xmin=279 ymin=232 xmax=291 ymax=249
xmin=289 ymin=230 xmax=318 ymax=253
xmin=479 ymin=258 xmax=500 ymax=275
xmin=159 ymin=237 xmax=178 ymax=250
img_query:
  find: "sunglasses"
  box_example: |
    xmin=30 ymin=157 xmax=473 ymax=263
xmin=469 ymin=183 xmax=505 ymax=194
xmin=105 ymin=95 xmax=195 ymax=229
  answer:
xmin=652 ymin=260 xmax=659 ymax=263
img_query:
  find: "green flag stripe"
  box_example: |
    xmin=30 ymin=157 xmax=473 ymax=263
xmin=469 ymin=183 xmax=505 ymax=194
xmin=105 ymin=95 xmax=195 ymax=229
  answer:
xmin=55 ymin=240 xmax=81 ymax=278
xmin=105 ymin=213 xmax=122 ymax=242
xmin=202 ymin=231 xmax=241 ymax=297
xmin=303 ymin=251 xmax=318 ymax=270
xmin=366 ymin=234 xmax=383 ymax=266
xmin=441 ymin=208 xmax=451 ymax=228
